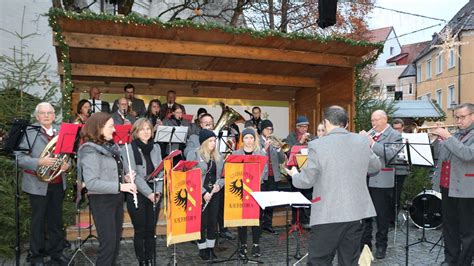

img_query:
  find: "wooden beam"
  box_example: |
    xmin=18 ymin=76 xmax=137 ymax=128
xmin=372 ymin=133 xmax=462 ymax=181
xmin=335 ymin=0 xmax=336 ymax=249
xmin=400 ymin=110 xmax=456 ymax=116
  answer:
xmin=60 ymin=63 xmax=319 ymax=88
xmin=71 ymin=80 xmax=296 ymax=101
xmin=61 ymin=32 xmax=361 ymax=68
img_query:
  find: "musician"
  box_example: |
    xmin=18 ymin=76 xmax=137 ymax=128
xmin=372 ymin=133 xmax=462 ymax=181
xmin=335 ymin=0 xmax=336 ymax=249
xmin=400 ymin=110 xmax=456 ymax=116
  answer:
xmin=316 ymin=122 xmax=326 ymax=138
xmin=187 ymin=129 xmax=224 ymax=261
xmin=285 ymin=115 xmax=315 ymax=228
xmin=391 ymin=118 xmax=409 ymax=225
xmin=78 ymin=112 xmax=137 ymax=265
xmin=162 ymin=105 xmax=191 ymax=157
xmin=17 ymin=102 xmax=70 ymax=265
xmin=184 ymin=113 xmax=214 ymax=159
xmin=258 ymin=119 xmax=285 ymax=234
xmin=144 ymin=99 xmax=163 ymax=129
xmin=232 ymin=127 xmax=267 ymax=259
xmin=112 ymin=97 xmax=137 ymax=125
xmin=122 ymin=118 xmax=163 ymax=265
xmin=75 ymin=99 xmax=91 ymax=124
xmin=285 ymin=116 xmax=315 ymax=148
xmin=112 ymin=84 xmax=146 ymax=118
xmin=431 ymin=103 xmax=474 ymax=266
xmin=244 ymin=106 xmax=262 ymax=129
xmin=286 ymin=106 xmax=381 ymax=265
xmin=189 ymin=108 xmax=208 ymax=136
xmin=89 ymin=87 xmax=110 ymax=113
xmin=359 ymin=110 xmax=402 ymax=259
xmin=160 ymin=90 xmax=186 ymax=120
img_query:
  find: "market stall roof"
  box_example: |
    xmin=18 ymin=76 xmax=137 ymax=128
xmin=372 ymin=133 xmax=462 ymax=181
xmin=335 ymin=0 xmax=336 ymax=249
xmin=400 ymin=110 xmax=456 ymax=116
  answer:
xmin=393 ymin=100 xmax=444 ymax=119
xmin=50 ymin=10 xmax=381 ymax=101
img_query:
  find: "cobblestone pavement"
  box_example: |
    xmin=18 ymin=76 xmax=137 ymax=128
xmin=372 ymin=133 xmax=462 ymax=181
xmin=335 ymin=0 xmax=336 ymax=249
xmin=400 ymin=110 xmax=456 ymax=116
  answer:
xmin=3 ymin=219 xmax=447 ymax=265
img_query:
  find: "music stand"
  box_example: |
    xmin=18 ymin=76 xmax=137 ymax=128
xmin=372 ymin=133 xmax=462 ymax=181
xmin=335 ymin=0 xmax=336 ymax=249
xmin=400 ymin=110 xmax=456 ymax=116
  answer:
xmin=4 ymin=119 xmax=41 ymax=266
xmin=88 ymin=99 xmax=102 ymax=113
xmin=155 ymin=126 xmax=188 ymax=155
xmin=383 ymin=133 xmax=438 ymax=266
xmin=251 ymin=192 xmax=311 ymax=266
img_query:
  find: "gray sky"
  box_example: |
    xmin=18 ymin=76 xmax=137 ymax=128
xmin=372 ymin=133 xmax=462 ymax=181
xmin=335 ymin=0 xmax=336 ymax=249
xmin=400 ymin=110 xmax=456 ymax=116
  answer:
xmin=368 ymin=0 xmax=468 ymax=45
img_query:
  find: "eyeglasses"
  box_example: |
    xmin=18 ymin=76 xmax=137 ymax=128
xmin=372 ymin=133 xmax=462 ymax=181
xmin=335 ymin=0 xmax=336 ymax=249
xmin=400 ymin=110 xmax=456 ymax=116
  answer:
xmin=454 ymin=113 xmax=473 ymax=121
xmin=38 ymin=111 xmax=54 ymax=116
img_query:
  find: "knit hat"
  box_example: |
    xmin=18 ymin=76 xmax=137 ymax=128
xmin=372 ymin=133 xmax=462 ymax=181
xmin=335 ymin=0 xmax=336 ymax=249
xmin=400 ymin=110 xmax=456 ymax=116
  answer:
xmin=296 ymin=116 xmax=310 ymax=126
xmin=199 ymin=129 xmax=216 ymax=144
xmin=260 ymin=119 xmax=273 ymax=130
xmin=242 ymin=127 xmax=256 ymax=138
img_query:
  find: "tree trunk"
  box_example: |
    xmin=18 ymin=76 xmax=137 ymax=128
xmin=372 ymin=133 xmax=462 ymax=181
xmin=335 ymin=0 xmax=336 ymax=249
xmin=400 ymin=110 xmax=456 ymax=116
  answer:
xmin=118 ymin=0 xmax=134 ymax=15
xmin=52 ymin=0 xmax=62 ymax=9
xmin=230 ymin=0 xmax=246 ymax=26
xmin=280 ymin=0 xmax=288 ymax=32
xmin=268 ymin=0 xmax=274 ymax=30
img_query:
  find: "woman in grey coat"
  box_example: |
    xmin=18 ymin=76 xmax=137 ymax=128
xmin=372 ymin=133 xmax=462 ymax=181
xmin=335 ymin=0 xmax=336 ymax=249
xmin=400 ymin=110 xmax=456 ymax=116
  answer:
xmin=78 ymin=112 xmax=137 ymax=266
xmin=122 ymin=118 xmax=163 ymax=266
xmin=187 ymin=129 xmax=224 ymax=261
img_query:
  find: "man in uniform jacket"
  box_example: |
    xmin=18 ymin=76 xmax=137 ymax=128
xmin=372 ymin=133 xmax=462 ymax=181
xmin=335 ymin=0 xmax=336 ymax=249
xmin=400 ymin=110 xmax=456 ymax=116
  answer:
xmin=287 ymin=106 xmax=381 ymax=265
xmin=89 ymin=87 xmax=110 ymax=113
xmin=360 ymin=110 xmax=402 ymax=259
xmin=160 ymin=90 xmax=186 ymax=120
xmin=17 ymin=102 xmax=70 ymax=265
xmin=112 ymin=97 xmax=137 ymax=125
xmin=284 ymin=115 xmax=315 ymax=227
xmin=112 ymin=84 xmax=146 ymax=118
xmin=431 ymin=103 xmax=474 ymax=266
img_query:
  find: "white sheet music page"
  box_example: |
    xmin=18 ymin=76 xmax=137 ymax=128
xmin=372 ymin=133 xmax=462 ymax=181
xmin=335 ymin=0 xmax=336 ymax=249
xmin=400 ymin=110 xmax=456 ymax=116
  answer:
xmin=251 ymin=191 xmax=311 ymax=209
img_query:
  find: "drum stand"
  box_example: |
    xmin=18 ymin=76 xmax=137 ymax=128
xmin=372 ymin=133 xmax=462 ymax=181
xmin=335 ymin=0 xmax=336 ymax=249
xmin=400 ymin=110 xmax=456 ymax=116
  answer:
xmin=405 ymin=189 xmax=443 ymax=265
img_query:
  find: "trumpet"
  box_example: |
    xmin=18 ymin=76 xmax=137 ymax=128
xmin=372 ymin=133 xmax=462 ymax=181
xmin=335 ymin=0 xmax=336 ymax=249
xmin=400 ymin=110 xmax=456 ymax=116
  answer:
xmin=414 ymin=124 xmax=458 ymax=134
xmin=267 ymin=135 xmax=290 ymax=153
xmin=366 ymin=128 xmax=377 ymax=137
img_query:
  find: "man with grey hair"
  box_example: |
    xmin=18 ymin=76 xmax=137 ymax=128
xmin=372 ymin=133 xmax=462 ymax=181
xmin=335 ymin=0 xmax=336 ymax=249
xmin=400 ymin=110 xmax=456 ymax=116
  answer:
xmin=287 ymin=106 xmax=381 ymax=265
xmin=17 ymin=102 xmax=70 ymax=265
xmin=431 ymin=103 xmax=474 ymax=266
xmin=359 ymin=109 xmax=402 ymax=259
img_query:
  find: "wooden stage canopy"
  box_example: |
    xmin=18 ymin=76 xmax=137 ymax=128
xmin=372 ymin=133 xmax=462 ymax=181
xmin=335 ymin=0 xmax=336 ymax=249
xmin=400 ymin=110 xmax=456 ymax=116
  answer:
xmin=52 ymin=11 xmax=381 ymax=131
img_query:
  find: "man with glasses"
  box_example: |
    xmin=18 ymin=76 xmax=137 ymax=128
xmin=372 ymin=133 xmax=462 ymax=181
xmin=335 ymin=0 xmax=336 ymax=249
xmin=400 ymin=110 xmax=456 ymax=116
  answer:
xmin=112 ymin=84 xmax=146 ymax=118
xmin=17 ymin=102 xmax=70 ymax=265
xmin=431 ymin=103 xmax=474 ymax=266
xmin=88 ymin=87 xmax=110 ymax=113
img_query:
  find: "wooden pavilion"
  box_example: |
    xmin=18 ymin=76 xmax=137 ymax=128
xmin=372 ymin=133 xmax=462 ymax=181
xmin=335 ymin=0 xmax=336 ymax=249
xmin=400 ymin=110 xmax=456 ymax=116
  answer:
xmin=52 ymin=13 xmax=380 ymax=132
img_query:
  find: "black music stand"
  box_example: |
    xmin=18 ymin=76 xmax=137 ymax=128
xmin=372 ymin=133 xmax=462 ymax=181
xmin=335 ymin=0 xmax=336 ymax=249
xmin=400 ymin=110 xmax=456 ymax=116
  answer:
xmin=89 ymin=99 xmax=102 ymax=113
xmin=4 ymin=119 xmax=41 ymax=266
xmin=251 ymin=191 xmax=311 ymax=266
xmin=383 ymin=134 xmax=439 ymax=266
xmin=155 ymin=126 xmax=187 ymax=164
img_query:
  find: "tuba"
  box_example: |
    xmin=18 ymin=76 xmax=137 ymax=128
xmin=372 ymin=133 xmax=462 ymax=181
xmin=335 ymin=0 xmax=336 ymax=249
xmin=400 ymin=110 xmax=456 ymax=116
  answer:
xmin=213 ymin=102 xmax=245 ymax=135
xmin=36 ymin=135 xmax=70 ymax=182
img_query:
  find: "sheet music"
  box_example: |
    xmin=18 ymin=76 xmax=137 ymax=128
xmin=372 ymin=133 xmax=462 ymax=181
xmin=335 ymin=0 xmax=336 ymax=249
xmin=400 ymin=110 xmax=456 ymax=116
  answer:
xmin=88 ymin=99 xmax=102 ymax=113
xmin=251 ymin=191 xmax=311 ymax=209
xmin=402 ymin=133 xmax=434 ymax=166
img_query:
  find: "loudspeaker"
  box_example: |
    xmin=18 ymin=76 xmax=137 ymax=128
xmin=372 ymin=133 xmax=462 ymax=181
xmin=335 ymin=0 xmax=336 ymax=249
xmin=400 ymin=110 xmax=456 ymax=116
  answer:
xmin=317 ymin=0 xmax=338 ymax=28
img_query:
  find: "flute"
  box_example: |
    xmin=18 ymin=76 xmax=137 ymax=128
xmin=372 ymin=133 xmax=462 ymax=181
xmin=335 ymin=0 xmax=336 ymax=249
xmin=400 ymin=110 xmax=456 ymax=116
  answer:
xmin=124 ymin=143 xmax=138 ymax=209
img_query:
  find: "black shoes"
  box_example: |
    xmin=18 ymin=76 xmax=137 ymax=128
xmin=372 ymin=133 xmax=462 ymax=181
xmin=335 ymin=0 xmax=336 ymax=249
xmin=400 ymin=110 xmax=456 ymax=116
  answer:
xmin=374 ymin=247 xmax=386 ymax=259
xmin=208 ymin=248 xmax=217 ymax=260
xmin=199 ymin=249 xmax=210 ymax=261
xmin=239 ymin=244 xmax=248 ymax=259
xmin=219 ymin=229 xmax=236 ymax=240
xmin=262 ymin=226 xmax=276 ymax=234
xmin=251 ymin=244 xmax=261 ymax=257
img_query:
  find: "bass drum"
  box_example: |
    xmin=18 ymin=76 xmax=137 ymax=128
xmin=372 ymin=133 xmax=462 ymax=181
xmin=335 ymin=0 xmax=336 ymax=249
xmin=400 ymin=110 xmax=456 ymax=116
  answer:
xmin=409 ymin=190 xmax=442 ymax=229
